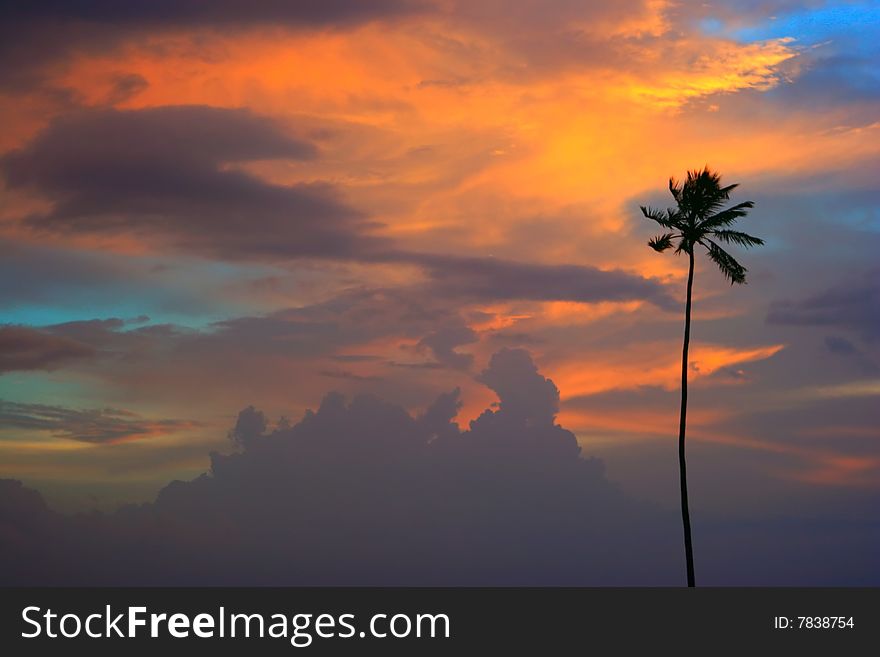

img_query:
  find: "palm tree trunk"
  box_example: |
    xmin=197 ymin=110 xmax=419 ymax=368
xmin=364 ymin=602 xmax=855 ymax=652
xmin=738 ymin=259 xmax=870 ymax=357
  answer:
xmin=679 ymin=250 xmax=696 ymax=587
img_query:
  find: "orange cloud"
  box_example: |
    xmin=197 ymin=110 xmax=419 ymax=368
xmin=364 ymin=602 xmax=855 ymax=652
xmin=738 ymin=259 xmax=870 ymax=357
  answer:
xmin=549 ymin=342 xmax=784 ymax=398
xmin=621 ymin=37 xmax=799 ymax=109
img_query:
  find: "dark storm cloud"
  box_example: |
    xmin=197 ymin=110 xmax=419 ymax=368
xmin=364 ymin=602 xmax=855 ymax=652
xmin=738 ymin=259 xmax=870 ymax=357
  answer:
xmin=0 ymin=1 xmax=425 ymax=88
xmin=198 ymin=288 xmax=450 ymax=356
xmin=2 ymin=1 xmax=422 ymax=26
xmin=1 ymin=105 xmax=387 ymax=261
xmin=824 ymin=335 xmax=857 ymax=355
xmin=416 ymin=325 xmax=478 ymax=369
xmin=478 ymin=348 xmax=561 ymax=426
xmin=411 ymin=253 xmax=676 ymax=308
xmin=0 ymin=325 xmax=93 ymax=373
xmin=0 ymin=348 xmax=682 ymax=585
xmin=0 ymin=400 xmax=198 ymax=444
xmin=2 ymin=104 xmax=673 ymax=307
xmin=767 ymin=268 xmax=880 ymax=340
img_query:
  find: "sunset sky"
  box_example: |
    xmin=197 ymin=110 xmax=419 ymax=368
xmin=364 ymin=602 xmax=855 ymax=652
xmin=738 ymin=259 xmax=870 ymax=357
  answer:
xmin=0 ymin=0 xmax=877 ymax=547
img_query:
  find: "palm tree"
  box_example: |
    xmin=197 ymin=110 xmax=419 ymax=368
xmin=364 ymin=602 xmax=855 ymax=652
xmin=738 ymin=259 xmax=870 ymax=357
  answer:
xmin=641 ymin=166 xmax=762 ymax=587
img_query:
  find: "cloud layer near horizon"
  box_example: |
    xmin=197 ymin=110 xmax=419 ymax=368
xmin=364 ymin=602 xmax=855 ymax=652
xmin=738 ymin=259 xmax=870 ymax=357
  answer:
xmin=3 ymin=349 xmax=874 ymax=585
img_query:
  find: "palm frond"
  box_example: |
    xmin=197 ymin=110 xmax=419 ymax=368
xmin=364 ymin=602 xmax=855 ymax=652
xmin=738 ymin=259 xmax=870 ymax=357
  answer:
xmin=697 ymin=186 xmax=735 ymax=216
xmin=718 ymin=182 xmax=739 ymax=197
xmin=640 ymin=168 xmax=762 ymax=283
xmin=699 ymin=201 xmax=755 ymax=230
xmin=668 ymin=177 xmax=682 ymax=203
xmin=711 ymin=229 xmax=764 ymax=248
xmin=640 ymin=205 xmax=681 ymax=229
xmin=648 ymin=232 xmax=676 ymax=252
xmin=678 ymin=168 xmax=745 ymax=219
xmin=703 ymin=239 xmax=747 ymax=285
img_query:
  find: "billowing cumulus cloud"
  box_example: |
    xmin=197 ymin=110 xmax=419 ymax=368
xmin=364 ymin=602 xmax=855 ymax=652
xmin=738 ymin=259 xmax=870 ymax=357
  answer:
xmin=2 ymin=348 xmax=875 ymax=585
xmin=0 ymin=349 xmax=680 ymax=584
xmin=417 ymin=325 xmax=478 ymax=369
xmin=478 ymin=348 xmax=563 ymax=428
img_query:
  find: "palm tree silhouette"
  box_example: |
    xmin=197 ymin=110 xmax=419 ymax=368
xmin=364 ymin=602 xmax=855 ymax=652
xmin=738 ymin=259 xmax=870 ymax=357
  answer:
xmin=641 ymin=167 xmax=762 ymax=587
